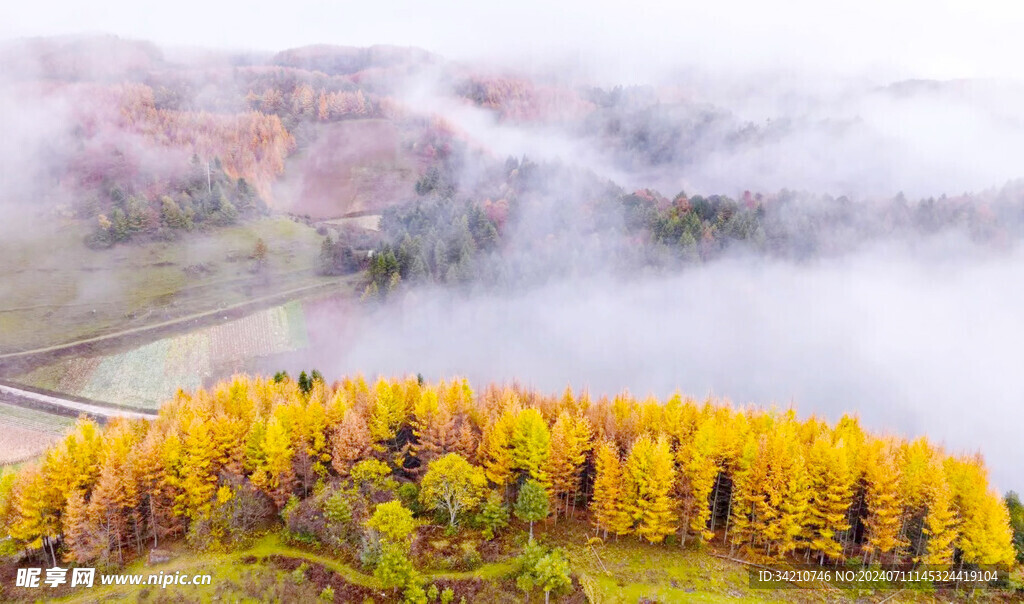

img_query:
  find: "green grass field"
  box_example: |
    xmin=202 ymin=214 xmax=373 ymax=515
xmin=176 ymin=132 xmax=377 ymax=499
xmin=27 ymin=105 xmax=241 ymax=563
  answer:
xmin=0 ymin=216 xmax=331 ymax=354
xmin=1 ymin=520 xmax=1011 ymax=603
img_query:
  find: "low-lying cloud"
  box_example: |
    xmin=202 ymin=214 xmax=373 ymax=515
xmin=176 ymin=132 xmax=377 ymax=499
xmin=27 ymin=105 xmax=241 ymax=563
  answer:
xmin=287 ymin=240 xmax=1024 ymax=491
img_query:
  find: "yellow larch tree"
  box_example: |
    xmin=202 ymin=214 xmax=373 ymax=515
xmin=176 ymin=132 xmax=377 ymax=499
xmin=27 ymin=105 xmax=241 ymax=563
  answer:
xmin=921 ymin=466 xmax=958 ymax=567
xmin=755 ymin=419 xmax=805 ymax=557
xmin=62 ymin=488 xmax=101 ymax=563
xmin=591 ymin=440 xmax=629 ymax=538
xmin=135 ymin=426 xmax=178 ymax=548
xmin=863 ymin=439 xmax=907 ymax=565
xmin=728 ymin=434 xmax=761 ymax=555
xmin=367 ymin=378 xmax=411 ymax=454
xmin=676 ymin=419 xmax=719 ymax=547
xmin=174 ymin=417 xmax=219 ymax=521
xmin=624 ymin=434 xmax=677 ymax=543
xmin=775 ymin=447 xmax=811 ymax=557
xmin=946 ymin=455 xmax=1016 ymax=566
xmin=804 ymin=436 xmax=854 ymax=564
xmin=251 ymin=414 xmax=296 ymax=508
xmin=510 ymin=407 xmax=551 ymax=484
xmin=543 ymin=411 xmax=592 ymax=518
xmin=411 ymin=386 xmax=457 ymax=471
xmin=479 ymin=407 xmax=518 ymax=491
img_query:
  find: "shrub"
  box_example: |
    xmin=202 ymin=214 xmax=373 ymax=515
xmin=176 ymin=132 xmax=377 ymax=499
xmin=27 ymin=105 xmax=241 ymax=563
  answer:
xmin=460 ymin=542 xmax=482 ymax=570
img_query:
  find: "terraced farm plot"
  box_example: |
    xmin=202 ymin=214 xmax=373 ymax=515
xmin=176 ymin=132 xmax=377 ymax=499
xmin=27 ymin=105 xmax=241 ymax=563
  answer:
xmin=17 ymin=301 xmax=311 ymax=410
xmin=0 ymin=401 xmax=76 ymax=464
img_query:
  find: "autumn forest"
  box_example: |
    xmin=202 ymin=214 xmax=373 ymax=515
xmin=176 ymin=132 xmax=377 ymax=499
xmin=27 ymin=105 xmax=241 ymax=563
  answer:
xmin=3 ymin=22 xmax=1024 ymax=603
xmin=0 ymin=374 xmax=1016 ymax=601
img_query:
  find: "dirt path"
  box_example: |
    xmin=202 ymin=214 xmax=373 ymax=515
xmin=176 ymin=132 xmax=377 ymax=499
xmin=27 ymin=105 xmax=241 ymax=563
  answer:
xmin=0 ymin=381 xmax=156 ymax=420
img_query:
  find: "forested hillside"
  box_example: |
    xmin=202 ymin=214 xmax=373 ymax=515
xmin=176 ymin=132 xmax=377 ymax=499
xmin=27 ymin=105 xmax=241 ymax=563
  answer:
xmin=9 ymin=36 xmax=1024 ymax=284
xmin=3 ymin=34 xmax=1024 ymax=602
xmin=0 ymin=374 xmax=1015 ymax=601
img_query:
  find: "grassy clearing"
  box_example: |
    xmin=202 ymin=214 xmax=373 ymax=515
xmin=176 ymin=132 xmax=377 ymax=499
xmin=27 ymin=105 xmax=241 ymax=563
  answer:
xmin=0 ymin=216 xmax=332 ymax=354
xmin=47 ymin=532 xmax=519 ymax=603
xmin=16 ymin=524 xmax=993 ymax=603
xmin=246 ymin=533 xmax=383 ymax=589
xmin=535 ymin=518 xmax=784 ymax=603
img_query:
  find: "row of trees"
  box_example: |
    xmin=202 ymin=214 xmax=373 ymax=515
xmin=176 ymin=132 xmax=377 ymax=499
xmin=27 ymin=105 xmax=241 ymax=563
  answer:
xmin=86 ymin=157 xmax=265 ymax=247
xmin=456 ymin=76 xmax=595 ymax=123
xmin=364 ymin=152 xmax=1024 ymax=297
xmin=625 ymin=186 xmax=1024 ymax=264
xmin=0 ymin=374 xmax=1014 ymax=576
xmin=363 ymin=199 xmax=501 ymax=299
xmin=591 ymin=413 xmax=1013 ymax=567
xmin=247 ymin=84 xmax=374 ymax=124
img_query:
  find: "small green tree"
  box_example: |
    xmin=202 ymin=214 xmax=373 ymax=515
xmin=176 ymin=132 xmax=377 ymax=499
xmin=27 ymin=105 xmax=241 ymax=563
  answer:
xmin=514 ymin=479 xmax=549 ymax=541
xmin=515 ymin=544 xmax=572 ymax=604
xmin=111 ymin=207 xmax=130 ymax=241
xmin=217 ymin=195 xmax=238 ymax=225
xmin=402 ymin=579 xmax=428 ymax=604
xmin=376 ymin=541 xmax=415 ymax=592
xmin=475 ymin=491 xmax=509 ymax=540
xmin=535 ymin=550 xmax=572 ymax=603
xmin=1006 ymin=491 xmax=1024 ymax=563
xmin=161 ymin=195 xmax=191 ymax=230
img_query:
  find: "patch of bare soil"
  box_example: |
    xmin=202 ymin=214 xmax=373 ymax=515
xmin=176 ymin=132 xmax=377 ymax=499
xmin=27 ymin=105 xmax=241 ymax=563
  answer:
xmin=276 ymin=119 xmax=423 ymax=219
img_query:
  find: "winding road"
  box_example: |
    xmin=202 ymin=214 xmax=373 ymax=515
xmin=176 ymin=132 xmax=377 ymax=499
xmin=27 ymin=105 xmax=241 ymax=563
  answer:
xmin=0 ymin=380 xmax=156 ymax=421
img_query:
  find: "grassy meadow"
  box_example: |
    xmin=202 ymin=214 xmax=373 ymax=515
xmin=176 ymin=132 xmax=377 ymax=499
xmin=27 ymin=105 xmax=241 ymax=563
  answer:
xmin=0 ymin=216 xmax=336 ymax=355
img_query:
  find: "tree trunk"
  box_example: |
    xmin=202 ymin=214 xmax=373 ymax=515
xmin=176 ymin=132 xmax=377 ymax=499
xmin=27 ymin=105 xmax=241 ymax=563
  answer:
xmin=723 ymin=492 xmax=733 ymax=544
xmin=45 ymin=536 xmax=57 ymax=567
xmin=529 ymin=521 xmax=534 ymax=541
xmin=709 ymin=473 xmax=721 ymax=533
xmin=151 ymin=499 xmax=158 ymax=548
xmin=680 ymin=512 xmax=689 ymax=548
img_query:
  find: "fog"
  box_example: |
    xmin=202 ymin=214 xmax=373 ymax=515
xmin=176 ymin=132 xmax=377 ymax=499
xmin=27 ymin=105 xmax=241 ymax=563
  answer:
xmin=291 ymin=240 xmax=1023 ymax=491
xmin=5 ymin=1 xmax=1024 ymax=81
xmin=2 ymin=3 xmax=1024 ymax=495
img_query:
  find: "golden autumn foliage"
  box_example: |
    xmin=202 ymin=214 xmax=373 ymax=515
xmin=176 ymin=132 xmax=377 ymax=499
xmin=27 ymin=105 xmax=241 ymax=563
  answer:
xmin=591 ymin=440 xmax=629 ymax=538
xmin=0 ymin=374 xmax=1014 ymax=571
xmin=623 ymin=434 xmax=676 ymax=544
xmin=117 ymin=84 xmax=294 ymax=199
xmin=544 ymin=411 xmax=592 ymax=517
